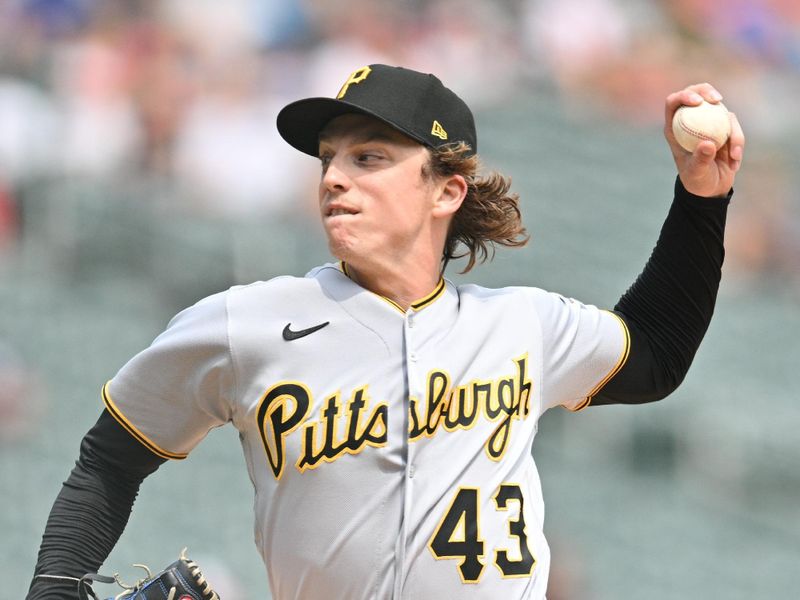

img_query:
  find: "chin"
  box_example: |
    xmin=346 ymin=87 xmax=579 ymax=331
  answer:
xmin=326 ymin=236 xmax=354 ymax=263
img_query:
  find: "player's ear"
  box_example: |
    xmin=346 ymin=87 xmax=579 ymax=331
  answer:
xmin=432 ymin=174 xmax=467 ymax=219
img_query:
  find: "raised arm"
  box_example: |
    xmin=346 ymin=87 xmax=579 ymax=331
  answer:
xmin=594 ymin=83 xmax=745 ymax=405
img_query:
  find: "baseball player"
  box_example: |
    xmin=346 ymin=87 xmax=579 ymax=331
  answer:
xmin=28 ymin=64 xmax=744 ymax=599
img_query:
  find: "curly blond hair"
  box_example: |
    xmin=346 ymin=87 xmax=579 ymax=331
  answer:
xmin=422 ymin=142 xmax=529 ymax=273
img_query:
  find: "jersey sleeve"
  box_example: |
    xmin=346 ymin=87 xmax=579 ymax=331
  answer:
xmin=103 ymin=291 xmax=235 ymax=459
xmin=530 ymin=290 xmax=630 ymax=413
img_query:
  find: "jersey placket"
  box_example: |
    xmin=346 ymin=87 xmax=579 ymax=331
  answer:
xmin=393 ymin=306 xmax=421 ymax=599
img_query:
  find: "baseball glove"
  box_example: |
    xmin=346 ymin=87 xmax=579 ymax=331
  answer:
xmin=68 ymin=549 xmax=220 ymax=600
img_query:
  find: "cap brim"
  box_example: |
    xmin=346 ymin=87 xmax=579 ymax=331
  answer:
xmin=276 ymin=97 xmax=430 ymax=157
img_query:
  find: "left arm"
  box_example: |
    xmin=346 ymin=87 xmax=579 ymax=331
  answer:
xmin=593 ymin=83 xmax=745 ymax=405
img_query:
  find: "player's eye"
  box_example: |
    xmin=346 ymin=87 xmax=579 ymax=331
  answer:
xmin=356 ymin=152 xmax=383 ymax=164
xmin=319 ymin=154 xmax=332 ymax=172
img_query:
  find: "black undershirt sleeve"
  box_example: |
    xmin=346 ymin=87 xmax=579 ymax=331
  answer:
xmin=593 ymin=177 xmax=731 ymax=405
xmin=27 ymin=409 xmax=165 ymax=600
xmin=24 ymin=177 xmax=729 ymax=595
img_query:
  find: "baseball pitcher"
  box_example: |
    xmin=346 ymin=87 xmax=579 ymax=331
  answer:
xmin=28 ymin=64 xmax=744 ymax=599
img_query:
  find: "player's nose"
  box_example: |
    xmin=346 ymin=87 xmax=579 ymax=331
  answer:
xmin=321 ymin=158 xmax=351 ymax=194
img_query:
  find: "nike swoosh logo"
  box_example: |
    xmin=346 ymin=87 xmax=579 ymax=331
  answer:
xmin=282 ymin=321 xmax=330 ymax=341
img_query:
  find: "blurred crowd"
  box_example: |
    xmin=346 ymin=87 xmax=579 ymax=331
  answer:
xmin=0 ymin=0 xmax=799 ymax=275
xmin=3 ymin=3 xmax=798 ymax=598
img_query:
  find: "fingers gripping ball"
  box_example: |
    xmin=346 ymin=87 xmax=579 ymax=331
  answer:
xmin=672 ymin=100 xmax=731 ymax=152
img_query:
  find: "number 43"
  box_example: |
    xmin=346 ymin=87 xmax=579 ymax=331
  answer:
xmin=428 ymin=484 xmax=536 ymax=582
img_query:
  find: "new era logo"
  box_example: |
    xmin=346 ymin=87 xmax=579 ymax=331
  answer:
xmin=431 ymin=120 xmax=448 ymax=140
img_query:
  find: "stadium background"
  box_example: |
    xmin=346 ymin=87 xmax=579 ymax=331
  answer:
xmin=1 ymin=1 xmax=798 ymax=598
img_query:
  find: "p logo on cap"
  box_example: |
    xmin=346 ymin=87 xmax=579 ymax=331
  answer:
xmin=277 ymin=64 xmax=477 ymax=158
xmin=337 ymin=66 xmax=373 ymax=99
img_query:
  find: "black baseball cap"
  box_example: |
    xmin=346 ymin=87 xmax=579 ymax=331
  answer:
xmin=276 ymin=64 xmax=477 ymax=157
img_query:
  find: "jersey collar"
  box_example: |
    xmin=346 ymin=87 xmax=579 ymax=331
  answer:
xmin=340 ymin=261 xmax=447 ymax=314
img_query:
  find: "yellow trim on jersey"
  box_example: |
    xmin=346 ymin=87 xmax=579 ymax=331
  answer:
xmin=102 ymin=382 xmax=188 ymax=460
xmin=411 ymin=277 xmax=446 ymax=311
xmin=570 ymin=312 xmax=631 ymax=412
xmin=381 ymin=296 xmax=405 ymax=313
xmin=492 ymin=481 xmax=537 ymax=579
xmin=340 ymin=261 xmax=446 ymax=313
xmin=427 ymin=486 xmax=486 ymax=584
xmin=341 ymin=261 xmax=401 ymax=311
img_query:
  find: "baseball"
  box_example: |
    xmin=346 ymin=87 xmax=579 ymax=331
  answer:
xmin=672 ymin=100 xmax=731 ymax=152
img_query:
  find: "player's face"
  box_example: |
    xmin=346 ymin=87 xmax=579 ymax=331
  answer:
xmin=317 ymin=114 xmax=445 ymax=271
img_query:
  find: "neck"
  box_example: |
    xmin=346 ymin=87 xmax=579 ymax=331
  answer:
xmin=344 ymin=259 xmax=442 ymax=311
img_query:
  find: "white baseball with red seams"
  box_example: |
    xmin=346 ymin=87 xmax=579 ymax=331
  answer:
xmin=672 ymin=100 xmax=731 ymax=153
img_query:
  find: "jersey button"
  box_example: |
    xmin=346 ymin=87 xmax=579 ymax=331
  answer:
xmin=409 ymin=465 xmax=416 ymax=478
xmin=409 ymin=352 xmax=417 ymax=362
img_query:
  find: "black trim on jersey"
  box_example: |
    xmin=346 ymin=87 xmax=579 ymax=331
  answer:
xmin=341 ymin=261 xmax=447 ymax=312
xmin=102 ymin=383 xmax=187 ymax=460
xmin=593 ymin=177 xmax=731 ymax=405
xmin=411 ymin=278 xmax=446 ymax=310
xmin=572 ymin=311 xmax=631 ymax=411
xmin=27 ymin=409 xmax=164 ymax=599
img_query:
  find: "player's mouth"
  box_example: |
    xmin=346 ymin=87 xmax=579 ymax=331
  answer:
xmin=324 ymin=204 xmax=359 ymax=218
xmin=329 ymin=208 xmax=354 ymax=216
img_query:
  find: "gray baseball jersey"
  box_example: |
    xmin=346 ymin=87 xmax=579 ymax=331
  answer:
xmin=104 ymin=262 xmax=629 ymax=599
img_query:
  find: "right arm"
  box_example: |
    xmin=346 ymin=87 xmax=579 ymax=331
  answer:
xmin=27 ymin=409 xmax=164 ymax=600
xmin=30 ymin=290 xmax=235 ymax=599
